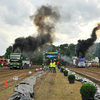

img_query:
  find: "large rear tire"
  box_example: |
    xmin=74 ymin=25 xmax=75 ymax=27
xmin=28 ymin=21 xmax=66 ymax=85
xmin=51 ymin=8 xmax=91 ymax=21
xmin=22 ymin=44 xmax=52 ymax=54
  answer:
xmin=10 ymin=67 xmax=12 ymax=69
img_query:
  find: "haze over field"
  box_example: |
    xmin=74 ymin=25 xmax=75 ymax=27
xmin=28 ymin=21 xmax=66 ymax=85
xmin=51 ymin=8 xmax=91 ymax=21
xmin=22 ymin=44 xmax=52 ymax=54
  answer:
xmin=1 ymin=0 xmax=100 ymax=55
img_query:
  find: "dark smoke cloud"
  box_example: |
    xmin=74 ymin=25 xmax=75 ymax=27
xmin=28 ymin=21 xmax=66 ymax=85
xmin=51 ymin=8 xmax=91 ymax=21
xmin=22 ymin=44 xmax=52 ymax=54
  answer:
xmin=13 ymin=5 xmax=60 ymax=53
xmin=75 ymin=23 xmax=100 ymax=58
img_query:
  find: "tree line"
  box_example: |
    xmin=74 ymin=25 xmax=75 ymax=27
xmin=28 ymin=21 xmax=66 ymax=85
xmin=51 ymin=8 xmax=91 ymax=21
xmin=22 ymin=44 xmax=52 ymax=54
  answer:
xmin=1 ymin=42 xmax=100 ymax=65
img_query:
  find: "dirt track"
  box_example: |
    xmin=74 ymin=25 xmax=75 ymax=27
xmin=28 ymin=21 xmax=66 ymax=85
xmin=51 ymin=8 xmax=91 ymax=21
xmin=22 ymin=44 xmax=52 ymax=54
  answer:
xmin=0 ymin=66 xmax=100 ymax=91
xmin=0 ymin=65 xmax=42 ymax=91
xmin=66 ymin=66 xmax=100 ymax=86
xmin=1 ymin=66 xmax=100 ymax=100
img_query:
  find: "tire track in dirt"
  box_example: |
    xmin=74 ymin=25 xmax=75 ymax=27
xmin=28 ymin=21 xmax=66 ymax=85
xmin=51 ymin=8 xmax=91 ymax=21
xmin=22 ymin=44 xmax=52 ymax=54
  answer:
xmin=33 ymin=71 xmax=49 ymax=94
xmin=0 ymin=66 xmax=42 ymax=91
xmin=33 ymin=71 xmax=56 ymax=98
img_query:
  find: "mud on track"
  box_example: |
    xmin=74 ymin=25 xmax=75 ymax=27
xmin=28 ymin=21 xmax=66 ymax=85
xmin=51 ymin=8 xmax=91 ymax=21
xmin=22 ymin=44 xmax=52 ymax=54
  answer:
xmin=66 ymin=67 xmax=100 ymax=86
xmin=0 ymin=65 xmax=42 ymax=91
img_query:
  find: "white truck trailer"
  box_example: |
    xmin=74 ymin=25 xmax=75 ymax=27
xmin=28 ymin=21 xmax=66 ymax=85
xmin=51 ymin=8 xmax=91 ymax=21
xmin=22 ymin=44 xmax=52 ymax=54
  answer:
xmin=22 ymin=60 xmax=31 ymax=68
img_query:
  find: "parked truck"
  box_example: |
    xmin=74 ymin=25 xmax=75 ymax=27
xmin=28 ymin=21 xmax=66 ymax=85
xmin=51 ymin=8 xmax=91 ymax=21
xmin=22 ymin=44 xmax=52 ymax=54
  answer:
xmin=9 ymin=53 xmax=31 ymax=69
xmin=0 ymin=58 xmax=10 ymax=66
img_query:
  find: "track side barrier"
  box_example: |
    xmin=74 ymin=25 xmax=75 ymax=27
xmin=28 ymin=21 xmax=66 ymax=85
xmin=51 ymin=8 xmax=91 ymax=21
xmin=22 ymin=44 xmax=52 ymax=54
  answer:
xmin=8 ymin=66 xmax=49 ymax=100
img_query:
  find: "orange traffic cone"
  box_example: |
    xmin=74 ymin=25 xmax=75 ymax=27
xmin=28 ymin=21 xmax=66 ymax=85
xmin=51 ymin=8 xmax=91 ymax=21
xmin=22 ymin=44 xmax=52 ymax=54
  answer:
xmin=38 ymin=69 xmax=39 ymax=72
xmin=33 ymin=71 xmax=34 ymax=74
xmin=6 ymin=66 xmax=7 ymax=68
xmin=4 ymin=80 xmax=8 ymax=88
xmin=24 ymin=74 xmax=26 ymax=78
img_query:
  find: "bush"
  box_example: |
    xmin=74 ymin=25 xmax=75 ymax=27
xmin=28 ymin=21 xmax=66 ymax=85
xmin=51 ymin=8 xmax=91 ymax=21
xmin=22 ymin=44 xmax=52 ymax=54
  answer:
xmin=63 ymin=70 xmax=68 ymax=74
xmin=61 ymin=67 xmax=65 ymax=72
xmin=80 ymin=83 xmax=97 ymax=98
xmin=58 ymin=65 xmax=61 ymax=69
xmin=68 ymin=74 xmax=75 ymax=80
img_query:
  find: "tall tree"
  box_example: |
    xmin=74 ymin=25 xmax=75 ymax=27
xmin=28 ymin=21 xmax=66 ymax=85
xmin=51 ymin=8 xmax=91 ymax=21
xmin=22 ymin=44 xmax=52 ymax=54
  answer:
xmin=52 ymin=45 xmax=56 ymax=52
xmin=68 ymin=43 xmax=76 ymax=56
xmin=85 ymin=52 xmax=95 ymax=61
xmin=37 ymin=53 xmax=43 ymax=65
xmin=65 ymin=48 xmax=71 ymax=56
xmin=4 ymin=46 xmax=13 ymax=59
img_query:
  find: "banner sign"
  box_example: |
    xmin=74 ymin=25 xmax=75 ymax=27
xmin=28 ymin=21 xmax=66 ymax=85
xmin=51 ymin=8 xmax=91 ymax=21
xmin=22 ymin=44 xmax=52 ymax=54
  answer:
xmin=45 ymin=52 xmax=58 ymax=59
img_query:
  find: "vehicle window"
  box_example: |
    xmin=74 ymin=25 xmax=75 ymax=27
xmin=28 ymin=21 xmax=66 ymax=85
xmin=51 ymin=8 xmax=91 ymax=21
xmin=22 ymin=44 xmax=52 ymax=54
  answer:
xmin=10 ymin=55 xmax=20 ymax=60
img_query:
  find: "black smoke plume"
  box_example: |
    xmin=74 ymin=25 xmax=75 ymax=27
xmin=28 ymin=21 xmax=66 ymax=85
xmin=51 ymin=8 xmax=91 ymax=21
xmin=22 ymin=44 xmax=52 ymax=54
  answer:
xmin=75 ymin=24 xmax=100 ymax=58
xmin=13 ymin=5 xmax=60 ymax=53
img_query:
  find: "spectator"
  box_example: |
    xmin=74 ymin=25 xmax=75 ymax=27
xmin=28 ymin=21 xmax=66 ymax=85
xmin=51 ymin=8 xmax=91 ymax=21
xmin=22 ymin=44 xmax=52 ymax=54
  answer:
xmin=97 ymin=63 xmax=99 ymax=68
xmin=42 ymin=63 xmax=44 ymax=69
xmin=52 ymin=62 xmax=56 ymax=73
xmin=1 ymin=63 xmax=3 ymax=68
xmin=50 ymin=62 xmax=52 ymax=72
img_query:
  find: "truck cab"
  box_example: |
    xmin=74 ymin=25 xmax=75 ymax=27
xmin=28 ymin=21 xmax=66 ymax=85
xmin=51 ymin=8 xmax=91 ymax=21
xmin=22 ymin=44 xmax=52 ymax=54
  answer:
xmin=77 ymin=58 xmax=85 ymax=68
xmin=9 ymin=53 xmax=23 ymax=69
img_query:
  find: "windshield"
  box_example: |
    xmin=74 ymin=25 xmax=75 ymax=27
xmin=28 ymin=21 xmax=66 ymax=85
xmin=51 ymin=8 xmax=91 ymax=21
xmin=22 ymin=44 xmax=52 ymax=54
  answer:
xmin=10 ymin=55 xmax=20 ymax=60
xmin=79 ymin=60 xmax=84 ymax=62
xmin=78 ymin=58 xmax=84 ymax=62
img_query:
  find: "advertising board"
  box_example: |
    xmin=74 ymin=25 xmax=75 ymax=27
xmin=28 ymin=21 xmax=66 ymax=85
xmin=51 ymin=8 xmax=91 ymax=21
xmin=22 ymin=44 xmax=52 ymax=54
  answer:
xmin=45 ymin=52 xmax=58 ymax=59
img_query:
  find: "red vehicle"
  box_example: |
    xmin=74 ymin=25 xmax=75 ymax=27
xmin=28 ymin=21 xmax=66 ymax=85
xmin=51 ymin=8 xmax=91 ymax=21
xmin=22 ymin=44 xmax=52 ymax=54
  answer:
xmin=0 ymin=58 xmax=10 ymax=66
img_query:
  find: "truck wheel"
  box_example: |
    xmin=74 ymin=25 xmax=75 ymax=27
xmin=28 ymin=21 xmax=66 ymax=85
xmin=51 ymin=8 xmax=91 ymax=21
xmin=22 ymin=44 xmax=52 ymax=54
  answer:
xmin=10 ymin=67 xmax=12 ymax=69
xmin=19 ymin=66 xmax=22 ymax=69
xmin=22 ymin=67 xmax=24 ymax=69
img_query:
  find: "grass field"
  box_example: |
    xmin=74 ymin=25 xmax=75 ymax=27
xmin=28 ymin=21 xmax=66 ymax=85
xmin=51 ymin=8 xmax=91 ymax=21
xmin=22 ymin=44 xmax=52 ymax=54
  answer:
xmin=34 ymin=69 xmax=82 ymax=100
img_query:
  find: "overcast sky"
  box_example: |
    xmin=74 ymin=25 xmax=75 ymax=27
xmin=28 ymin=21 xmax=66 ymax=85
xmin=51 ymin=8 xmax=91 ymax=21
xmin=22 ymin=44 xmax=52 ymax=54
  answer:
xmin=0 ymin=0 xmax=100 ymax=55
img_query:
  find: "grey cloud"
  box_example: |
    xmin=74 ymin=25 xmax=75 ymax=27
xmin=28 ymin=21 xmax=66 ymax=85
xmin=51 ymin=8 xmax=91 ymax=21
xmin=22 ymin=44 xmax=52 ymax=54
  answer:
xmin=56 ymin=22 xmax=81 ymax=38
xmin=0 ymin=0 xmax=100 ymax=25
xmin=50 ymin=0 xmax=100 ymax=23
xmin=1 ymin=0 xmax=100 ymax=26
xmin=0 ymin=0 xmax=32 ymax=25
xmin=1 ymin=0 xmax=100 ymax=55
